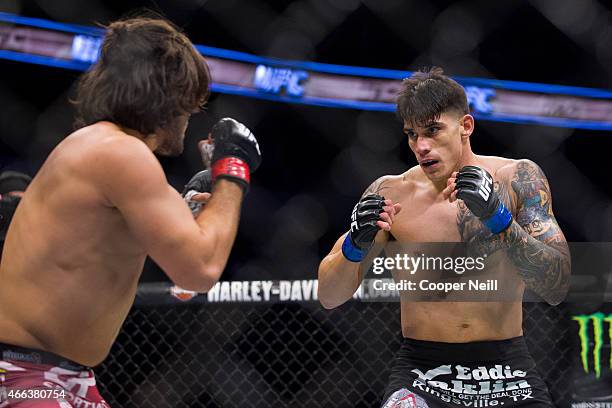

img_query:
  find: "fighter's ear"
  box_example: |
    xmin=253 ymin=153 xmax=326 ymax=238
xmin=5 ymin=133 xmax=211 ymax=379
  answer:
xmin=459 ymin=114 xmax=474 ymax=140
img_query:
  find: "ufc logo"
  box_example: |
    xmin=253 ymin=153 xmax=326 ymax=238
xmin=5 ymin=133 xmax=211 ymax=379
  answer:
xmin=247 ymin=131 xmax=261 ymax=155
xmin=236 ymin=122 xmax=261 ymax=155
xmin=478 ymin=172 xmax=493 ymax=201
xmin=350 ymin=204 xmax=359 ymax=232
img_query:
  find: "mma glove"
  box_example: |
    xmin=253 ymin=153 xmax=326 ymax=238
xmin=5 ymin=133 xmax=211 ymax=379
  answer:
xmin=210 ymin=118 xmax=261 ymax=193
xmin=455 ymin=165 xmax=513 ymax=234
xmin=342 ymin=194 xmax=386 ymax=262
xmin=182 ymin=169 xmax=212 ymax=216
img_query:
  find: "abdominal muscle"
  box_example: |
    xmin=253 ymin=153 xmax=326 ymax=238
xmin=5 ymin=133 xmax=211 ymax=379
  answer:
xmin=400 ymin=300 xmax=524 ymax=342
xmin=394 ymin=251 xmax=526 ymax=342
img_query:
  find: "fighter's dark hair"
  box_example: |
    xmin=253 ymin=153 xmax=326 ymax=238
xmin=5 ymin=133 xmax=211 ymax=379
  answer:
xmin=72 ymin=16 xmax=210 ymax=135
xmin=396 ymin=67 xmax=469 ymax=127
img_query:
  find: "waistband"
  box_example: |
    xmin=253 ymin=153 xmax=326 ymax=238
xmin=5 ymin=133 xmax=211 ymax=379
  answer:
xmin=400 ymin=336 xmax=530 ymax=363
xmin=0 ymin=342 xmax=90 ymax=371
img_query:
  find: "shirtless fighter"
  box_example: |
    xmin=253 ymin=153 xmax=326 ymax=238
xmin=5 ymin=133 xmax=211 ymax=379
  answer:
xmin=318 ymin=68 xmax=570 ymax=407
xmin=0 ymin=17 xmax=261 ymax=407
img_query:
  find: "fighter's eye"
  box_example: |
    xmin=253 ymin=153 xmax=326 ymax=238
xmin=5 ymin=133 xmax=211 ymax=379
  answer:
xmin=405 ymin=131 xmax=416 ymax=140
xmin=428 ymin=126 xmax=439 ymax=134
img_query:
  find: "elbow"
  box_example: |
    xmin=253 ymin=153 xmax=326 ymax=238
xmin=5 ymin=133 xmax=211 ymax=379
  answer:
xmin=317 ymin=261 xmax=349 ymax=310
xmin=194 ymin=263 xmax=224 ymax=292
xmin=545 ymin=295 xmax=564 ymax=307
xmin=546 ymin=286 xmax=570 ymax=306
xmin=317 ymin=284 xmax=344 ymax=310
xmin=317 ymin=267 xmax=335 ymax=309
xmin=319 ymin=296 xmax=340 ymax=310
xmin=169 ymin=263 xmax=224 ymax=293
xmin=544 ymin=281 xmax=570 ymax=306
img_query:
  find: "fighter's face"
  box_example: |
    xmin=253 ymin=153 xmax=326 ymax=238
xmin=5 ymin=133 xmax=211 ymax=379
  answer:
xmin=155 ymin=113 xmax=191 ymax=157
xmin=404 ymin=112 xmax=468 ymax=182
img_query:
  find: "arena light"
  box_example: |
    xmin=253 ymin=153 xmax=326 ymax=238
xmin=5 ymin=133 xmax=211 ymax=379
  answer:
xmin=0 ymin=11 xmax=611 ymax=130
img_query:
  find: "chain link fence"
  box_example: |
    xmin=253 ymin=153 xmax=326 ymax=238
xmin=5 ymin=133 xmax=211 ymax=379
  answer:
xmin=96 ymin=293 xmax=575 ymax=407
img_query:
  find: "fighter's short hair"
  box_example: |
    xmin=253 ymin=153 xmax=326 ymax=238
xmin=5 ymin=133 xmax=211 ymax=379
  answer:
xmin=396 ymin=67 xmax=469 ymax=127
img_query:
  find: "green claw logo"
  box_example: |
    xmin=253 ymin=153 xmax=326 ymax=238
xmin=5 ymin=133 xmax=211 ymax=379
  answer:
xmin=573 ymin=312 xmax=612 ymax=378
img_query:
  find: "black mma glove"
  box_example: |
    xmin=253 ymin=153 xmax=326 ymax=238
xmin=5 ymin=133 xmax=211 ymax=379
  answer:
xmin=342 ymin=194 xmax=386 ymax=262
xmin=182 ymin=169 xmax=212 ymax=216
xmin=210 ymin=118 xmax=261 ymax=192
xmin=455 ymin=165 xmax=513 ymax=234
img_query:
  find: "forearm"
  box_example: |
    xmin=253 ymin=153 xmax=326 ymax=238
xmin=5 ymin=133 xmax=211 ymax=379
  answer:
xmin=318 ymin=237 xmax=362 ymax=309
xmin=318 ymin=189 xmax=396 ymax=309
xmin=500 ymin=222 xmax=571 ymax=305
xmin=194 ymin=179 xmax=244 ymax=280
xmin=190 ymin=116 xmax=260 ymax=284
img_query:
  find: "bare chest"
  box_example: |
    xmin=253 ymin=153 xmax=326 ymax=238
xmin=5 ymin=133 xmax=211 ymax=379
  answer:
xmin=390 ymin=181 xmax=515 ymax=256
xmin=391 ymin=199 xmax=462 ymax=242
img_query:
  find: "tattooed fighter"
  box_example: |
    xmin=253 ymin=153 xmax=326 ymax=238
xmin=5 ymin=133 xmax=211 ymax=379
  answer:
xmin=318 ymin=68 xmax=570 ymax=407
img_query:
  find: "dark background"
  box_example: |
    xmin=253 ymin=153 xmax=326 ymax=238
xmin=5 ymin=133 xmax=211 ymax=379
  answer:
xmin=1 ymin=0 xmax=611 ymax=283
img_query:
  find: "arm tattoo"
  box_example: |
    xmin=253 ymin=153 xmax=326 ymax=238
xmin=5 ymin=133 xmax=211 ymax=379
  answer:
xmin=362 ymin=176 xmax=391 ymax=198
xmin=457 ymin=178 xmax=513 ymax=257
xmin=501 ymin=160 xmax=570 ymax=305
xmin=456 ymin=160 xmax=570 ymax=305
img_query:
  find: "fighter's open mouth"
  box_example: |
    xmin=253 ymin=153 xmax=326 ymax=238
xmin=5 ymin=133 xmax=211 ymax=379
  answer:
xmin=420 ymin=160 xmax=438 ymax=167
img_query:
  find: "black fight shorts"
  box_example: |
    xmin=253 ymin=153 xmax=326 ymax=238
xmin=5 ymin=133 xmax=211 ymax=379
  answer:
xmin=381 ymin=337 xmax=554 ymax=407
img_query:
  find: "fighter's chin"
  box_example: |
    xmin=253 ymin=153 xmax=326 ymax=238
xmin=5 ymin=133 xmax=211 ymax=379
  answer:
xmin=421 ymin=163 xmax=448 ymax=181
xmin=424 ymin=173 xmax=447 ymax=184
xmin=155 ymin=141 xmax=184 ymax=157
xmin=158 ymin=148 xmax=183 ymax=157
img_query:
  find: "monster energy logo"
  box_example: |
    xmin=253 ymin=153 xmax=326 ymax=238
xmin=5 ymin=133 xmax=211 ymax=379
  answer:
xmin=573 ymin=313 xmax=612 ymax=378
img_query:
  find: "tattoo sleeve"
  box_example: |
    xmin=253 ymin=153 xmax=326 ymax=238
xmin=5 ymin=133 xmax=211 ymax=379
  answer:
xmin=361 ymin=176 xmax=391 ymax=198
xmin=501 ymin=160 xmax=571 ymax=305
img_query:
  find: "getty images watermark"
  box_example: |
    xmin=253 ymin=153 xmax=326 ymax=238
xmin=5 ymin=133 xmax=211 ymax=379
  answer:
xmin=362 ymin=250 xmax=501 ymax=301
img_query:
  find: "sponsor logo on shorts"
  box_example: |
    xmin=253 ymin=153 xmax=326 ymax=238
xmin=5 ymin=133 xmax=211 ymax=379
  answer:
xmin=408 ymin=364 xmax=535 ymax=405
xmin=2 ymin=351 xmax=41 ymax=364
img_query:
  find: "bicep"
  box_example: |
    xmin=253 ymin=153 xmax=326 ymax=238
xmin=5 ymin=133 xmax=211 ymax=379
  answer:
xmin=121 ymin=185 xmax=205 ymax=271
xmin=103 ymin=148 xmax=206 ymax=274
xmin=512 ymin=160 xmax=567 ymax=250
xmin=361 ymin=175 xmax=392 ymax=198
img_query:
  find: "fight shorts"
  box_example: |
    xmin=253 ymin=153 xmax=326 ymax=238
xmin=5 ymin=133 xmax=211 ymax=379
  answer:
xmin=0 ymin=342 xmax=109 ymax=407
xmin=381 ymin=337 xmax=554 ymax=407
